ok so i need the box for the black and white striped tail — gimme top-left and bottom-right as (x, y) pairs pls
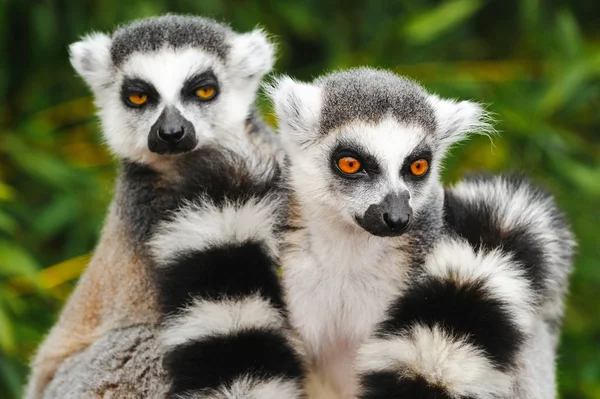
(357, 238), (533, 398)
(444, 174), (575, 333)
(149, 162), (305, 398)
(357, 175), (574, 398)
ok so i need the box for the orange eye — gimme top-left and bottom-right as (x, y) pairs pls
(337, 157), (362, 174)
(128, 93), (148, 106)
(196, 86), (216, 100)
(410, 159), (429, 176)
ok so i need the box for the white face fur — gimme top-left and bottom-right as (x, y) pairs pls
(270, 71), (491, 238)
(69, 28), (274, 165)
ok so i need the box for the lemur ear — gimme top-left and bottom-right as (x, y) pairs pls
(267, 76), (323, 145)
(428, 95), (494, 149)
(69, 33), (113, 90)
(230, 28), (275, 81)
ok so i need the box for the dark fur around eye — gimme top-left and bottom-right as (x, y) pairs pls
(121, 77), (159, 108)
(330, 142), (380, 179)
(401, 146), (433, 180)
(182, 70), (220, 101)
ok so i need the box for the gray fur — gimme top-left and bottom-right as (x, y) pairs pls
(315, 68), (437, 135)
(111, 15), (232, 66)
(44, 325), (167, 399)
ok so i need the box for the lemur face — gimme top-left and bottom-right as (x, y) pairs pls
(69, 16), (274, 164)
(270, 68), (491, 237)
(320, 118), (437, 236)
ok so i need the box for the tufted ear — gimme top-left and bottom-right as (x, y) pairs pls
(229, 28), (275, 81)
(428, 94), (494, 150)
(267, 76), (323, 146)
(69, 33), (114, 90)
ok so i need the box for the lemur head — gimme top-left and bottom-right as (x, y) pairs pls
(270, 68), (492, 238)
(69, 15), (274, 164)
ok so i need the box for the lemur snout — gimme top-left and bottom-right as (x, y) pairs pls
(148, 106), (197, 155)
(157, 126), (185, 144)
(356, 191), (412, 237)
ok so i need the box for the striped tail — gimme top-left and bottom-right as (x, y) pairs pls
(443, 174), (575, 333)
(149, 167), (305, 398)
(357, 238), (534, 398)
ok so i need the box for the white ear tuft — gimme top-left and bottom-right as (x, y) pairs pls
(429, 95), (495, 148)
(266, 76), (322, 145)
(69, 33), (113, 89)
(230, 28), (275, 81)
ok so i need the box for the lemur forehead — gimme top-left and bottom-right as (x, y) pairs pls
(110, 15), (232, 67)
(315, 68), (437, 136)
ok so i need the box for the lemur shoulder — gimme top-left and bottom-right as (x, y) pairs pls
(27, 15), (296, 398)
(270, 68), (575, 398)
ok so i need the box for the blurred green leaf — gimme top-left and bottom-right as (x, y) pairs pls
(32, 196), (80, 237)
(0, 240), (40, 277)
(0, 356), (22, 398)
(0, 182), (15, 201)
(537, 63), (590, 117)
(0, 304), (16, 354)
(555, 9), (584, 59)
(0, 211), (18, 235)
(403, 0), (484, 44)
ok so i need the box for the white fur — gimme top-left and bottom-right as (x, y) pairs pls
(425, 238), (536, 332)
(282, 210), (412, 397)
(162, 295), (285, 349)
(511, 317), (558, 398)
(427, 94), (494, 150)
(230, 28), (275, 80)
(356, 324), (513, 398)
(69, 33), (113, 90)
(267, 76), (323, 144)
(177, 375), (303, 399)
(150, 195), (281, 265)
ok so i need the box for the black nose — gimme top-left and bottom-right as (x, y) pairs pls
(383, 211), (411, 231)
(148, 106), (197, 155)
(355, 191), (413, 237)
(157, 126), (185, 144)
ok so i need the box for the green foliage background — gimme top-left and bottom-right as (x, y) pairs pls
(0, 0), (598, 397)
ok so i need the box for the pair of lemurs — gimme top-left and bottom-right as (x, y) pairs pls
(27, 15), (574, 399)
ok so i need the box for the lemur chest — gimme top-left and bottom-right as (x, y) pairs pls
(283, 245), (409, 397)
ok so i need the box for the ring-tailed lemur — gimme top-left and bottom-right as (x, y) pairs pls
(269, 68), (574, 398)
(27, 15), (304, 398)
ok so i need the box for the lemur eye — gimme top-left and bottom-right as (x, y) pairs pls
(196, 85), (216, 100)
(337, 157), (362, 174)
(410, 159), (429, 176)
(127, 93), (148, 106)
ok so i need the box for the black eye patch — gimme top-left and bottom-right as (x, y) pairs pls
(120, 77), (159, 106)
(329, 141), (380, 178)
(181, 70), (219, 100)
(401, 145), (433, 179)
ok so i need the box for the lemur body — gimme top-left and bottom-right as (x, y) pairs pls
(27, 15), (303, 398)
(270, 68), (574, 398)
